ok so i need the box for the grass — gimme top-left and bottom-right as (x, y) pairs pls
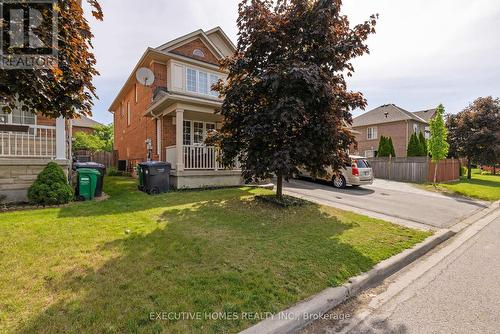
(0, 177), (430, 334)
(422, 169), (500, 201)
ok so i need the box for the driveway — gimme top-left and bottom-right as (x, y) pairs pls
(282, 178), (488, 229)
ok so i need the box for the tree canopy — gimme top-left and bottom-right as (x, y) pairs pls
(0, 0), (103, 119)
(377, 136), (395, 157)
(73, 124), (113, 153)
(447, 96), (500, 178)
(428, 104), (449, 183)
(211, 0), (377, 197)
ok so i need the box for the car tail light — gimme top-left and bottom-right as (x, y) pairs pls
(351, 161), (359, 177)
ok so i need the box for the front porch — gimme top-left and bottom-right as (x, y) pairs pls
(148, 96), (243, 189)
(0, 116), (70, 202)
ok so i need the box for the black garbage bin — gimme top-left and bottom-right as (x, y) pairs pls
(73, 162), (106, 197)
(137, 161), (171, 195)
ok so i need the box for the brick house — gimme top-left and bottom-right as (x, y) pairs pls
(71, 116), (104, 135)
(351, 104), (436, 158)
(109, 27), (242, 189)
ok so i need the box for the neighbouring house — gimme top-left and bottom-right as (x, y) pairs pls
(351, 104), (436, 158)
(71, 116), (104, 135)
(109, 27), (242, 189)
(0, 108), (70, 202)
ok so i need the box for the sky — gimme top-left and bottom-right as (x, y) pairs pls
(83, 0), (500, 125)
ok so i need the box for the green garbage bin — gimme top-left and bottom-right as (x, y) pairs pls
(76, 168), (101, 201)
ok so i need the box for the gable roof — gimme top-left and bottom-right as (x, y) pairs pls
(352, 104), (428, 127)
(109, 27), (235, 112)
(71, 116), (104, 128)
(413, 108), (437, 123)
(155, 27), (235, 60)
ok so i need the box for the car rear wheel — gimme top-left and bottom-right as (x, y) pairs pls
(332, 175), (347, 189)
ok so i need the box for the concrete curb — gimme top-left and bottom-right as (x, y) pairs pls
(450, 200), (500, 233)
(239, 229), (455, 334)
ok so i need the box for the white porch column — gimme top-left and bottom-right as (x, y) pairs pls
(175, 109), (184, 171)
(55, 116), (67, 160)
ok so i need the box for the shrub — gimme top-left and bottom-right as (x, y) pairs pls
(28, 162), (73, 206)
(418, 132), (428, 156)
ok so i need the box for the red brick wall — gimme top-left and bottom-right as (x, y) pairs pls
(353, 121), (410, 157)
(113, 62), (168, 167)
(160, 115), (176, 160)
(171, 39), (219, 65)
(37, 114), (56, 127)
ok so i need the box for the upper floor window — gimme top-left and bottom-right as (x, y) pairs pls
(0, 109), (36, 125)
(367, 127), (377, 140)
(413, 123), (419, 133)
(186, 67), (221, 97)
(193, 49), (205, 58)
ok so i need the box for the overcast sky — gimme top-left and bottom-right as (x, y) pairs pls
(84, 0), (500, 125)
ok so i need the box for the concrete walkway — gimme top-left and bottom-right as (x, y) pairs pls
(282, 178), (487, 229)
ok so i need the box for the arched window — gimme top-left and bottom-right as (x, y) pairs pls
(193, 49), (205, 58)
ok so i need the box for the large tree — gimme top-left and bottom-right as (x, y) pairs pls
(212, 0), (377, 198)
(428, 104), (449, 183)
(0, 0), (103, 119)
(447, 97), (500, 178)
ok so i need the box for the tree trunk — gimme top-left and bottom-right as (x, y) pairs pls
(493, 165), (497, 175)
(433, 161), (439, 184)
(276, 171), (283, 199)
(467, 158), (472, 180)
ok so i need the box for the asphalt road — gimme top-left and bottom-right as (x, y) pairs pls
(282, 178), (488, 229)
(349, 213), (500, 334)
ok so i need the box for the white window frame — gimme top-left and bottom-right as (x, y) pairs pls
(182, 120), (216, 146)
(367, 127), (378, 140)
(413, 123), (419, 133)
(185, 67), (221, 97)
(0, 108), (37, 135)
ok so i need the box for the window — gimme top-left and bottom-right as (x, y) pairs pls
(186, 67), (221, 97)
(183, 120), (191, 145)
(127, 102), (131, 126)
(425, 126), (430, 139)
(187, 68), (197, 93)
(193, 49), (205, 58)
(367, 127), (377, 140)
(209, 74), (219, 97)
(182, 121), (216, 145)
(206, 123), (215, 135)
(193, 122), (204, 144)
(413, 123), (419, 133)
(11, 109), (35, 125)
(198, 72), (208, 95)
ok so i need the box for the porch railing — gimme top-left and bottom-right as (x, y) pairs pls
(0, 125), (56, 158)
(166, 145), (241, 171)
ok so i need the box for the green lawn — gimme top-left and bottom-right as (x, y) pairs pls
(0, 177), (430, 334)
(425, 170), (500, 201)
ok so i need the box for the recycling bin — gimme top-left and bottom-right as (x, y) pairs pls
(76, 168), (101, 201)
(137, 161), (171, 195)
(74, 162), (106, 197)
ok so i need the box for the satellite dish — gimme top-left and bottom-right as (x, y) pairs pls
(135, 67), (155, 87)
